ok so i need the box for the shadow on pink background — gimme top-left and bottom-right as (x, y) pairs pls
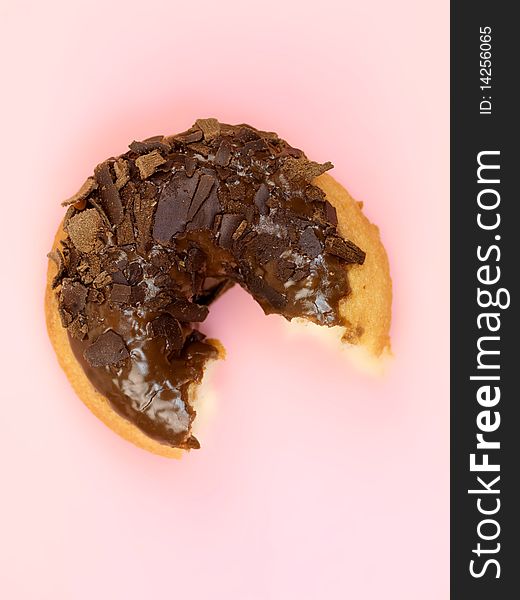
(0, 1), (449, 598)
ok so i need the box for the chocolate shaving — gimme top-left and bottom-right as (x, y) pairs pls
(110, 270), (127, 284)
(228, 180), (246, 201)
(184, 155), (197, 177)
(116, 189), (135, 247)
(65, 209), (103, 253)
(62, 177), (97, 207)
(165, 298), (209, 322)
(245, 233), (285, 264)
(232, 220), (248, 241)
(185, 436), (201, 449)
(110, 283), (131, 304)
(237, 126), (260, 142)
(48, 249), (66, 288)
(77, 255), (102, 285)
(114, 159), (130, 190)
(144, 134), (170, 144)
(245, 271), (287, 310)
(61, 242), (80, 278)
(58, 307), (73, 328)
(195, 118), (221, 141)
(218, 214), (243, 249)
(68, 317), (88, 340)
(116, 211), (135, 246)
(212, 213), (222, 234)
(135, 150), (167, 180)
(276, 259), (296, 282)
(253, 183), (269, 215)
(186, 246), (207, 294)
(280, 157), (333, 183)
(185, 247), (206, 273)
(88, 197), (112, 230)
(299, 227), (322, 258)
(92, 271), (112, 289)
(133, 181), (156, 251)
(154, 273), (172, 288)
(187, 142), (211, 157)
(170, 129), (203, 144)
(291, 266), (310, 282)
(188, 174), (216, 220)
(235, 230), (256, 253)
(103, 248), (128, 272)
(129, 139), (170, 155)
(94, 162), (124, 226)
(214, 139), (232, 166)
(153, 172), (200, 242)
(325, 201), (338, 225)
(187, 185), (221, 231)
(150, 248), (171, 272)
(279, 146), (304, 159)
(84, 330), (129, 367)
(131, 283), (146, 305)
(148, 314), (184, 355)
(241, 139), (269, 156)
(305, 184), (326, 203)
(325, 236), (365, 264)
(125, 262), (143, 286)
(63, 206), (77, 229)
(60, 279), (87, 316)
(87, 288), (105, 303)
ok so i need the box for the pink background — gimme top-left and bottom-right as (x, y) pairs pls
(1, 1), (449, 598)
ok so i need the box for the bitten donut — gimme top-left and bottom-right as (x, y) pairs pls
(46, 119), (392, 457)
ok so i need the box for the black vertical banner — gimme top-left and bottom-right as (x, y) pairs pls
(451, 3), (519, 598)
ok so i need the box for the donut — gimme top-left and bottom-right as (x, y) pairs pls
(46, 119), (392, 457)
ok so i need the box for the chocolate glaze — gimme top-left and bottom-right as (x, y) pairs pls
(51, 120), (365, 449)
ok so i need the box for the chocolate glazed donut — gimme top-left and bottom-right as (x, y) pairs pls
(46, 119), (392, 456)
